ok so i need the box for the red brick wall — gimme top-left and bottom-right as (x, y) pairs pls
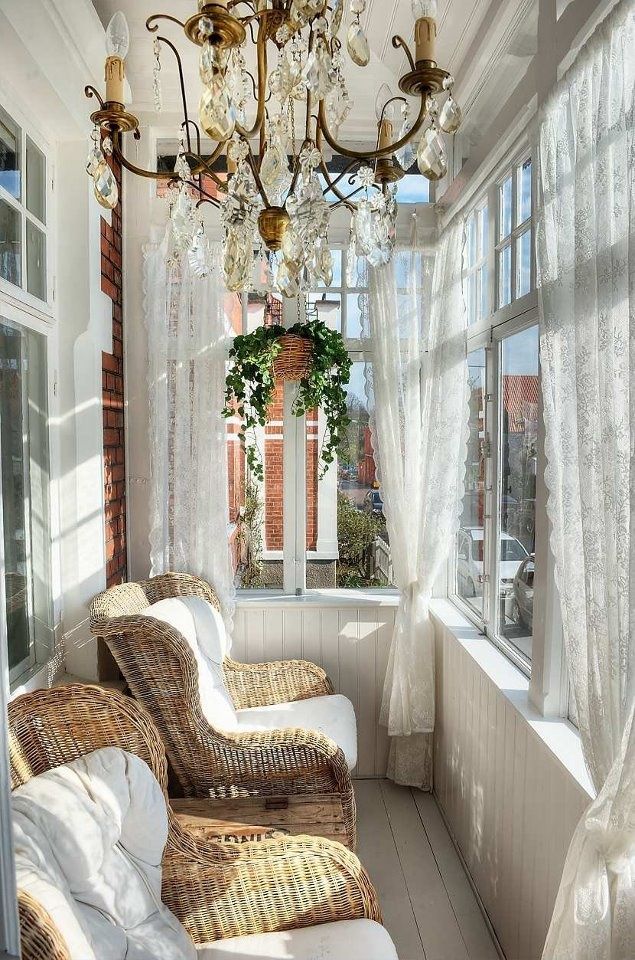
(100, 159), (127, 587)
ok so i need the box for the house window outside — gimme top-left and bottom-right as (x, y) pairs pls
(0, 105), (48, 305)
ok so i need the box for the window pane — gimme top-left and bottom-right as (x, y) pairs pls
(345, 292), (368, 339)
(498, 243), (511, 307)
(465, 213), (477, 269)
(478, 205), (488, 258)
(334, 360), (393, 587)
(26, 221), (46, 301)
(478, 264), (489, 321)
(465, 272), (477, 327)
(515, 228), (531, 298)
(456, 348), (486, 616)
(497, 325), (539, 660)
(516, 158), (531, 225)
(26, 137), (46, 224)
(0, 106), (20, 199)
(307, 291), (341, 332)
(0, 319), (52, 675)
(499, 175), (512, 240)
(395, 174), (429, 204)
(0, 198), (21, 288)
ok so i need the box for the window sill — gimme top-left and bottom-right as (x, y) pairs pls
(236, 588), (401, 608)
(430, 598), (594, 800)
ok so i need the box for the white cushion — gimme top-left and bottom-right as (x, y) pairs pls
(237, 694), (357, 771)
(147, 596), (238, 731)
(12, 747), (195, 960)
(197, 919), (398, 959)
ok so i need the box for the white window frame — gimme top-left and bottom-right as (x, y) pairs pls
(449, 140), (570, 719)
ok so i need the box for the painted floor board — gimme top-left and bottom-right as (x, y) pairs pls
(356, 780), (500, 960)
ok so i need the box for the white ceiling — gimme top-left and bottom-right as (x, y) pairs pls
(92, 0), (533, 148)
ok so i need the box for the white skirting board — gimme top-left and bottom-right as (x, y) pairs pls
(232, 601), (396, 777)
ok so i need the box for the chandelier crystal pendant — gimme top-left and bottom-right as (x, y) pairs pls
(85, 0), (461, 296)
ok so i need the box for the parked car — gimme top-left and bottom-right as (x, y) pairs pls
(363, 489), (384, 517)
(456, 527), (529, 599)
(513, 554), (535, 631)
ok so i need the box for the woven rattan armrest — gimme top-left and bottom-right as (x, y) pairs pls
(223, 657), (334, 708)
(18, 890), (71, 960)
(164, 816), (381, 944)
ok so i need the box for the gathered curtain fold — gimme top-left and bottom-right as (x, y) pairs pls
(143, 232), (236, 629)
(536, 1), (635, 956)
(365, 221), (469, 787)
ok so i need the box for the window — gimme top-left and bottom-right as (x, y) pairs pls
(496, 157), (532, 309)
(0, 105), (48, 304)
(0, 317), (53, 682)
(452, 147), (542, 675)
(463, 203), (489, 326)
(228, 249), (393, 592)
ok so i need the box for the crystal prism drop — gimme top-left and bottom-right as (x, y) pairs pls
(346, 23), (370, 67)
(395, 119), (416, 170)
(199, 83), (236, 141)
(93, 160), (118, 209)
(417, 126), (447, 181)
(276, 258), (300, 298)
(331, 0), (344, 36)
(86, 145), (103, 177)
(438, 94), (462, 134)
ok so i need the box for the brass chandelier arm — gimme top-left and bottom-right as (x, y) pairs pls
(317, 92), (429, 161)
(392, 35), (416, 72)
(155, 35), (194, 151)
(235, 24), (268, 142)
(111, 133), (173, 181)
(85, 85), (105, 109)
(146, 13), (186, 33)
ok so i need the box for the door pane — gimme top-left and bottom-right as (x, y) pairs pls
(26, 137), (46, 224)
(497, 325), (539, 660)
(0, 106), (20, 199)
(26, 221), (46, 301)
(0, 319), (52, 675)
(456, 348), (486, 616)
(0, 199), (21, 288)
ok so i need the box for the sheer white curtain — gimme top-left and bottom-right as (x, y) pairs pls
(366, 219), (468, 787)
(536, 2), (635, 956)
(143, 232), (236, 627)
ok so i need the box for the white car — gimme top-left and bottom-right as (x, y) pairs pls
(457, 527), (529, 599)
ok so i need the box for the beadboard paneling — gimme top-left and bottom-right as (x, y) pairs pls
(233, 601), (395, 777)
(433, 617), (590, 960)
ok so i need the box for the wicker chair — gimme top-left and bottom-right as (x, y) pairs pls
(9, 683), (382, 958)
(89, 572), (357, 847)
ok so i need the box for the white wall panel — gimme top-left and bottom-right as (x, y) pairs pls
(433, 616), (590, 960)
(233, 598), (396, 777)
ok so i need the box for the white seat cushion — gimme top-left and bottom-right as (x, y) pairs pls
(146, 596), (238, 731)
(197, 919), (397, 959)
(13, 747), (195, 960)
(237, 694), (357, 771)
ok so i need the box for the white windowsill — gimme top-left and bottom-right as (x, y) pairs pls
(430, 599), (595, 800)
(236, 588), (401, 608)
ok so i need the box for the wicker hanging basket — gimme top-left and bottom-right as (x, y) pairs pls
(273, 332), (313, 381)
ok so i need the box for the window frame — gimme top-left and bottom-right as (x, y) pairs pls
(0, 100), (52, 314)
(449, 141), (570, 719)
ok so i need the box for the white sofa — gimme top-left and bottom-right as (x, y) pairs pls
(146, 595), (358, 770)
(13, 746), (398, 959)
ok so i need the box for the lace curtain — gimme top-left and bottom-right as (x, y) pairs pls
(365, 220), (469, 788)
(536, 2), (635, 956)
(143, 232), (236, 628)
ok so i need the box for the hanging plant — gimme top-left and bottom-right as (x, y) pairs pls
(223, 315), (352, 481)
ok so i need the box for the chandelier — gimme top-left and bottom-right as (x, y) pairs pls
(85, 0), (462, 296)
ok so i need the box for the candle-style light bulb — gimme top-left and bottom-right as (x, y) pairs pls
(412, 0), (437, 63)
(106, 11), (130, 58)
(104, 11), (130, 104)
(412, 0), (437, 18)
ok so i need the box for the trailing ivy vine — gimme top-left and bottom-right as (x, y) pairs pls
(223, 315), (352, 481)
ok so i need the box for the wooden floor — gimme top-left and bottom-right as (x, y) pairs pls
(356, 780), (500, 960)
